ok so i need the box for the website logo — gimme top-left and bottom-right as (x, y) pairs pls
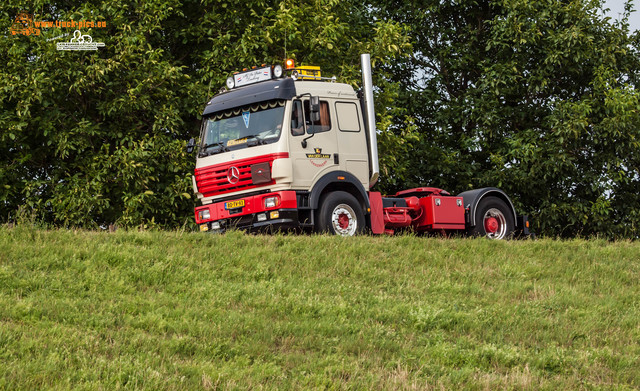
(10, 13), (40, 36)
(57, 30), (105, 51)
(10, 12), (107, 51)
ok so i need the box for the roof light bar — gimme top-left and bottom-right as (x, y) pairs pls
(223, 61), (293, 90)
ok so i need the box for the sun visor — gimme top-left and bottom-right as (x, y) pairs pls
(203, 78), (296, 116)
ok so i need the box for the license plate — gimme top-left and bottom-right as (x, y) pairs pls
(199, 224), (209, 232)
(225, 199), (245, 210)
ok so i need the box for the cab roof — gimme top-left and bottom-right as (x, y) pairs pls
(202, 78), (358, 116)
(203, 78), (296, 116)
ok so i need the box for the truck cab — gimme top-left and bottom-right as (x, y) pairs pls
(193, 64), (372, 234)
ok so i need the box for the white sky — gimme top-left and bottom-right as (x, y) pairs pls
(602, 0), (639, 31)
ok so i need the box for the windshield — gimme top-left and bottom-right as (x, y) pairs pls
(199, 100), (286, 157)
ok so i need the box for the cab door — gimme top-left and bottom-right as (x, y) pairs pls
(334, 101), (369, 188)
(288, 98), (338, 189)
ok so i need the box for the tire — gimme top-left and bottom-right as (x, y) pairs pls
(316, 191), (365, 236)
(469, 196), (514, 240)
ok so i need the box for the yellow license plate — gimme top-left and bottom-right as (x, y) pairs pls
(225, 199), (245, 210)
(199, 224), (209, 232)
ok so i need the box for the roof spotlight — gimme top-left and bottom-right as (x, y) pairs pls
(273, 64), (283, 78)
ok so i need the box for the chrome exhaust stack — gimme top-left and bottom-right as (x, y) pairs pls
(361, 53), (379, 189)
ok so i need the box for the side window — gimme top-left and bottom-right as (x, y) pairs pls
(291, 100), (304, 136)
(335, 102), (361, 132)
(303, 100), (331, 133)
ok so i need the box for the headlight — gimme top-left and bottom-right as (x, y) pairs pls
(198, 209), (211, 221)
(273, 64), (283, 78)
(226, 77), (234, 89)
(264, 196), (280, 208)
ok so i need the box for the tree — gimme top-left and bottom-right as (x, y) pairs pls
(376, 0), (640, 238)
(0, 0), (408, 228)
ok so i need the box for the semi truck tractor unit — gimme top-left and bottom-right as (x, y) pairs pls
(191, 54), (531, 238)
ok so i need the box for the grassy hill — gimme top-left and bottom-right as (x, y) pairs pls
(0, 227), (638, 390)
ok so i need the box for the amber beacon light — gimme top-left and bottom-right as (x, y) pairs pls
(285, 59), (295, 69)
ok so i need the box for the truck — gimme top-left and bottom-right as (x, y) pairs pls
(189, 54), (531, 239)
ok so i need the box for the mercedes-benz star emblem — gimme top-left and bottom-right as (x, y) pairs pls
(227, 166), (240, 184)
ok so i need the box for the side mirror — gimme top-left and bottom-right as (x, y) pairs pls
(301, 96), (320, 148)
(310, 96), (320, 123)
(186, 138), (196, 153)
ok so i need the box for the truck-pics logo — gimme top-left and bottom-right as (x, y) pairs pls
(10, 13), (40, 36)
(10, 12), (107, 51)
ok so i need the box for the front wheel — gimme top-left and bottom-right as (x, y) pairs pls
(317, 191), (365, 236)
(468, 196), (514, 240)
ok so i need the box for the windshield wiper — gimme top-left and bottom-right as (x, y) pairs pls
(202, 141), (227, 150)
(200, 142), (228, 157)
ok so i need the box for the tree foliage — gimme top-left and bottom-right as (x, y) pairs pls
(0, 0), (407, 228)
(376, 0), (640, 238)
(1, 0), (639, 237)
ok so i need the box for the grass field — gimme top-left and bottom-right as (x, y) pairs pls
(0, 227), (639, 390)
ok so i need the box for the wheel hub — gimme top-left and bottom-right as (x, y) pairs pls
(482, 208), (507, 239)
(484, 217), (499, 233)
(338, 213), (350, 230)
(331, 204), (357, 236)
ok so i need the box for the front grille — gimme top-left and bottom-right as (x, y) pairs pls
(195, 153), (287, 198)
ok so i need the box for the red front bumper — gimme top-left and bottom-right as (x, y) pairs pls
(194, 191), (298, 231)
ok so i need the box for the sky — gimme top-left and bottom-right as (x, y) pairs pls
(602, 0), (639, 31)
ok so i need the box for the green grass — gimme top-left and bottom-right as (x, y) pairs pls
(0, 227), (639, 390)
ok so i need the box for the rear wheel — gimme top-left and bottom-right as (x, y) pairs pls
(317, 191), (365, 236)
(469, 196), (514, 240)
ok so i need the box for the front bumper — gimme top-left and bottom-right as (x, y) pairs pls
(194, 191), (299, 233)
